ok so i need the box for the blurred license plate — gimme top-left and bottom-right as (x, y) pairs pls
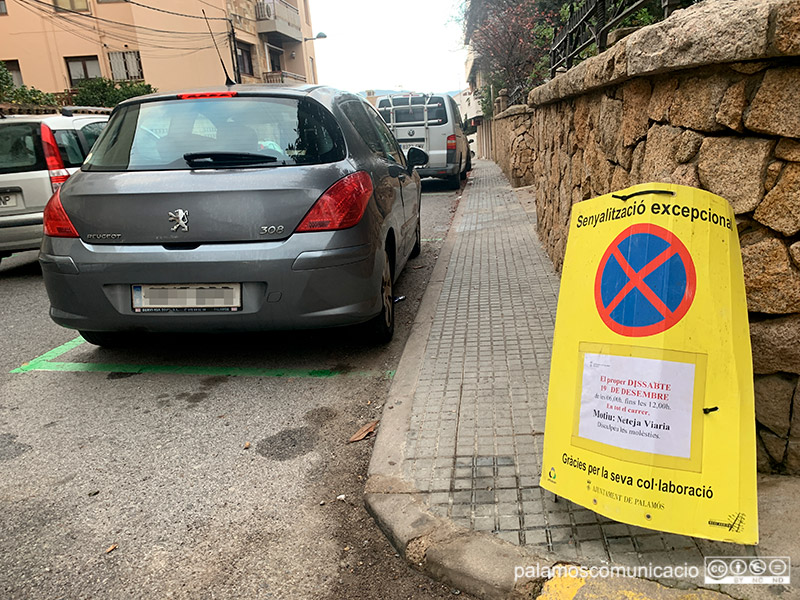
(132, 283), (241, 312)
(401, 143), (424, 151)
(0, 191), (20, 208)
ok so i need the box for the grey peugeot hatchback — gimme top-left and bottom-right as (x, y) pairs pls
(39, 85), (428, 346)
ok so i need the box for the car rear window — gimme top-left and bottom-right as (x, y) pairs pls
(377, 96), (448, 126)
(84, 95), (346, 171)
(0, 123), (45, 175)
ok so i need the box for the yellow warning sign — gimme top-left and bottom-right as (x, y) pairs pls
(539, 183), (757, 544)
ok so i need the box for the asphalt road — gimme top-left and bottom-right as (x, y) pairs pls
(0, 177), (472, 600)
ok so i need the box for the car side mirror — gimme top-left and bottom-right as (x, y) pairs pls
(406, 146), (428, 172)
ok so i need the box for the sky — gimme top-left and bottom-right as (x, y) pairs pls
(309, 0), (468, 95)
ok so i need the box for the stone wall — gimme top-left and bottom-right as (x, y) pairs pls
(492, 0), (800, 474)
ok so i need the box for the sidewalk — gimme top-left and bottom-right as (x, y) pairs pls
(366, 160), (800, 600)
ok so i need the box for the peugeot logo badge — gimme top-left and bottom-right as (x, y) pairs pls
(408, 129), (415, 137)
(169, 209), (189, 232)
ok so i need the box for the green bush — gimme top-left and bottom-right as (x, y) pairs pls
(0, 61), (56, 106)
(72, 77), (156, 108)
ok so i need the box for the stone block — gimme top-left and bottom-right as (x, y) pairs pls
(751, 315), (800, 375)
(759, 429), (788, 463)
(648, 77), (678, 123)
(597, 95), (623, 158)
(716, 80), (747, 132)
(670, 74), (729, 132)
(791, 241), (800, 268)
(620, 78), (651, 147)
(675, 129), (704, 164)
(754, 373), (798, 437)
(625, 0), (772, 77)
(697, 137), (773, 213)
(771, 0), (800, 55)
(754, 163), (800, 236)
(740, 233), (800, 313)
(670, 164), (700, 188)
(785, 440), (800, 475)
(756, 434), (773, 473)
(745, 67), (800, 138)
(640, 124), (684, 182)
(765, 161), (785, 191)
(775, 138), (800, 162)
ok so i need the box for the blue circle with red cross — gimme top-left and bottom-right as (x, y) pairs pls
(594, 223), (696, 337)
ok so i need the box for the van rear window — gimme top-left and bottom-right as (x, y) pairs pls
(84, 96), (346, 171)
(0, 123), (45, 175)
(378, 96), (448, 126)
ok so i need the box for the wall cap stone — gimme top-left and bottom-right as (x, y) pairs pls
(494, 104), (534, 120)
(528, 0), (800, 108)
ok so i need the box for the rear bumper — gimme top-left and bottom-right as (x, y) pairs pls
(416, 163), (459, 178)
(40, 235), (384, 333)
(0, 213), (44, 254)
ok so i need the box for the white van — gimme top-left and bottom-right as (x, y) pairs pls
(377, 93), (470, 189)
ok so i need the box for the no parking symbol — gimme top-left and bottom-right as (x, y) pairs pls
(594, 223), (696, 337)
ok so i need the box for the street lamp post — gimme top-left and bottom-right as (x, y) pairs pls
(302, 33), (326, 83)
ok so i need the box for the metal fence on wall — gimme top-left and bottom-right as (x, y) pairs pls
(550, 0), (685, 77)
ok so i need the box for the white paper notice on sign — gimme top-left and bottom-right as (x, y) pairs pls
(578, 353), (696, 458)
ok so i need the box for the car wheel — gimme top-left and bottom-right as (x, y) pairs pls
(410, 213), (421, 259)
(465, 152), (472, 173)
(366, 249), (394, 344)
(79, 330), (126, 348)
(448, 159), (462, 190)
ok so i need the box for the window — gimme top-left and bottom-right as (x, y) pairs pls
(54, 0), (89, 11)
(2, 59), (22, 87)
(65, 55), (101, 86)
(236, 41), (253, 76)
(80, 121), (107, 149)
(109, 51), (142, 81)
(64, 56), (102, 87)
(84, 96), (346, 171)
(341, 100), (402, 164)
(0, 1), (7, 15)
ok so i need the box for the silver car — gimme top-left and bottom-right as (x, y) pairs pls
(40, 85), (428, 346)
(0, 109), (108, 265)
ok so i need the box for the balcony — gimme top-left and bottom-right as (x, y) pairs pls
(262, 70), (307, 84)
(256, 0), (302, 43)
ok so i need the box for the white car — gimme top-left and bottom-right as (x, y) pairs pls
(0, 108), (109, 265)
(376, 93), (470, 189)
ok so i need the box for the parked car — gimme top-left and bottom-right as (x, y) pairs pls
(39, 85), (428, 346)
(0, 108), (109, 265)
(376, 92), (470, 189)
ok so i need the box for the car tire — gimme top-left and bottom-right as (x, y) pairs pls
(410, 213), (421, 259)
(366, 249), (394, 344)
(448, 159), (462, 190)
(79, 330), (126, 348)
(465, 152), (472, 173)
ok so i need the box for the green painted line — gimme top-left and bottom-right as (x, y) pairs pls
(421, 238), (444, 242)
(12, 335), (395, 379)
(10, 336), (86, 373)
(20, 361), (395, 379)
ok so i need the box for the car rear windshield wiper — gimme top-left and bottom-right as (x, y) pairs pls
(183, 152), (280, 168)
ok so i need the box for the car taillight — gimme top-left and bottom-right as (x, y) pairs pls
(296, 171), (373, 232)
(447, 135), (457, 151)
(43, 188), (79, 238)
(40, 124), (70, 193)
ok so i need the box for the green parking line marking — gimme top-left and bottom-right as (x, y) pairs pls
(422, 238), (444, 242)
(11, 336), (395, 380)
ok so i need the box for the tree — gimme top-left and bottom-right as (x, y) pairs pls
(465, 0), (558, 106)
(72, 77), (156, 108)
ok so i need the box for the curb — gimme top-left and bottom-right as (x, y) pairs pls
(364, 172), (735, 600)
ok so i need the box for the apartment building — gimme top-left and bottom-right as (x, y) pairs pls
(0, 0), (321, 95)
